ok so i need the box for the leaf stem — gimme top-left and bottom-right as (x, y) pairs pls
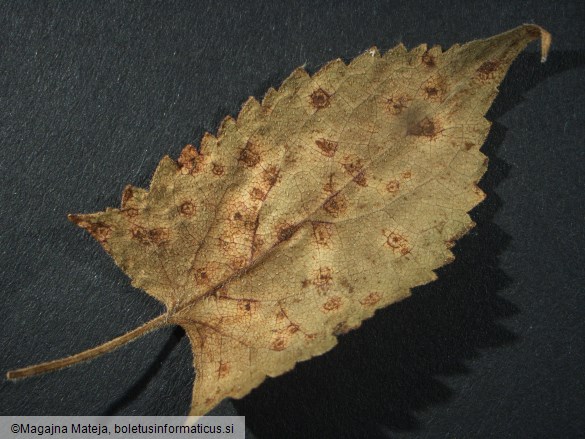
(6, 314), (169, 380)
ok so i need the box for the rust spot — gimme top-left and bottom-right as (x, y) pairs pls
(422, 76), (446, 102)
(386, 179), (400, 193)
(360, 292), (382, 306)
(122, 207), (139, 218)
(276, 223), (299, 242)
(323, 296), (342, 312)
(315, 138), (338, 157)
(131, 226), (169, 246)
(179, 201), (196, 216)
(401, 170), (412, 179)
(212, 162), (225, 176)
(422, 50), (436, 67)
(384, 230), (410, 255)
(236, 299), (258, 315)
(250, 187), (267, 201)
(385, 95), (410, 115)
(310, 88), (331, 109)
(407, 117), (440, 138)
(121, 185), (133, 208)
(218, 362), (230, 378)
(192, 261), (222, 286)
(178, 144), (204, 174)
(464, 142), (475, 151)
(323, 174), (336, 194)
(271, 336), (287, 351)
(81, 221), (111, 243)
(262, 166), (280, 187)
(340, 278), (355, 294)
(251, 234), (265, 258)
(230, 256), (247, 270)
(312, 221), (334, 246)
(323, 193), (348, 218)
(238, 141), (261, 168)
(287, 323), (300, 334)
(333, 321), (354, 335)
(353, 171), (368, 187)
(476, 60), (500, 81)
(313, 266), (333, 293)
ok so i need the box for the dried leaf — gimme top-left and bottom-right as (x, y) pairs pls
(7, 25), (551, 416)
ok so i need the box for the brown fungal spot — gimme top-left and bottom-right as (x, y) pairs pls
(340, 278), (355, 294)
(88, 222), (111, 243)
(122, 207), (139, 218)
(384, 230), (410, 255)
(422, 76), (446, 102)
(262, 166), (280, 187)
(385, 95), (410, 115)
(238, 141), (261, 168)
(237, 299), (258, 316)
(301, 279), (311, 288)
(422, 50), (436, 67)
(121, 185), (134, 207)
(310, 88), (331, 109)
(218, 362), (230, 378)
(230, 256), (247, 270)
(464, 142), (475, 151)
(271, 336), (287, 351)
(323, 174), (336, 194)
(233, 212), (243, 221)
(178, 144), (205, 174)
(353, 171), (368, 187)
(322, 296), (342, 312)
(333, 321), (354, 335)
(323, 193), (348, 218)
(315, 138), (338, 157)
(212, 162), (225, 176)
(312, 221), (334, 246)
(193, 262), (222, 286)
(386, 179), (400, 193)
(286, 323), (300, 334)
(476, 60), (500, 81)
(313, 266), (333, 293)
(360, 292), (382, 306)
(276, 223), (299, 242)
(130, 226), (169, 246)
(251, 234), (265, 258)
(250, 187), (267, 201)
(407, 117), (440, 138)
(179, 201), (196, 216)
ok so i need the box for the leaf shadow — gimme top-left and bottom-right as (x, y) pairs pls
(102, 326), (185, 415)
(232, 49), (585, 439)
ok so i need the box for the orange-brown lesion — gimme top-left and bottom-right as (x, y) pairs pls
(359, 292), (382, 306)
(311, 221), (334, 247)
(310, 87), (331, 109)
(178, 144), (205, 175)
(383, 229), (411, 256)
(315, 138), (338, 157)
(322, 296), (342, 312)
(238, 141), (261, 168)
(384, 95), (411, 115)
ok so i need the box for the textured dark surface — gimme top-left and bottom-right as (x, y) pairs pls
(1, 1), (584, 438)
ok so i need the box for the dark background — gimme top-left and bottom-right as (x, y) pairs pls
(1, 1), (584, 438)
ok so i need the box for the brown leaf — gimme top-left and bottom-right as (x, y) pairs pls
(7, 25), (551, 416)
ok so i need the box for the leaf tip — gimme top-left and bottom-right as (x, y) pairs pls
(524, 24), (552, 62)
